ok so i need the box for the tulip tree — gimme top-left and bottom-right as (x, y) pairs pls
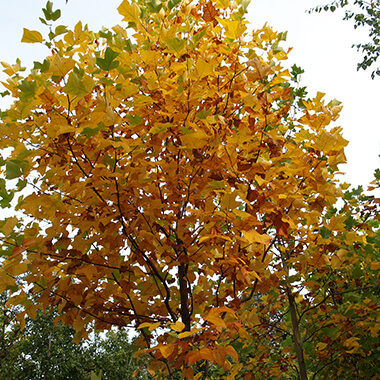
(0, 0), (379, 379)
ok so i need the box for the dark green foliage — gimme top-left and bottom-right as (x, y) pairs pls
(0, 295), (149, 380)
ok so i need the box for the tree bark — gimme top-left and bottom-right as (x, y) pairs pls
(280, 249), (308, 380)
(287, 290), (308, 380)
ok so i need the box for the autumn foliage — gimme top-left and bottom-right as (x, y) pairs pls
(0, 0), (379, 379)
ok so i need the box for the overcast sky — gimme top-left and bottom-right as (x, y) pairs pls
(0, 0), (379, 190)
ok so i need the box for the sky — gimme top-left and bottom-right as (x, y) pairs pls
(0, 0), (379, 191)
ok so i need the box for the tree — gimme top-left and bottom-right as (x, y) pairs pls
(1, 0), (379, 379)
(231, 182), (380, 379)
(0, 292), (149, 379)
(91, 328), (150, 379)
(2, 308), (91, 379)
(0, 291), (23, 379)
(310, 0), (380, 78)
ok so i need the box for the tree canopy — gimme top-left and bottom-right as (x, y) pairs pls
(0, 0), (379, 379)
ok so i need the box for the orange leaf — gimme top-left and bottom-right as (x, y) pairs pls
(9, 246), (25, 259)
(187, 348), (215, 365)
(158, 343), (176, 359)
(203, 306), (236, 328)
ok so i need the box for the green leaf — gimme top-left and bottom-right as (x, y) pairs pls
(0, 179), (14, 208)
(90, 370), (102, 380)
(55, 25), (68, 36)
(164, 38), (185, 55)
(196, 107), (211, 120)
(16, 179), (27, 191)
(125, 39), (136, 53)
(193, 28), (207, 44)
(147, 0), (162, 13)
(21, 28), (43, 43)
(102, 155), (116, 169)
(126, 114), (142, 126)
(5, 160), (29, 179)
(96, 47), (120, 71)
(290, 64), (304, 78)
(81, 124), (105, 137)
(51, 9), (61, 21)
(18, 80), (37, 102)
(278, 31), (288, 41)
(320, 226), (331, 240)
(344, 215), (355, 230)
(42, 1), (55, 20)
(33, 59), (50, 73)
(63, 72), (94, 98)
(168, 0), (181, 10)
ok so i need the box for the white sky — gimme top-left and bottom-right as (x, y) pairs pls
(0, 0), (379, 190)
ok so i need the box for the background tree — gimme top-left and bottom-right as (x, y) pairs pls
(311, 0), (380, 78)
(0, 0), (379, 379)
(0, 293), (149, 380)
(230, 181), (380, 380)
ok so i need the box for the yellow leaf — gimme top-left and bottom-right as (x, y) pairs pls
(223, 345), (238, 362)
(74, 21), (85, 42)
(216, 0), (230, 9)
(344, 337), (360, 354)
(195, 58), (214, 79)
(178, 326), (205, 339)
(255, 175), (266, 186)
(118, 0), (141, 23)
(169, 320), (185, 332)
(232, 209), (252, 219)
(370, 262), (380, 270)
(314, 129), (348, 153)
(243, 230), (272, 245)
(204, 315), (226, 328)
(331, 255), (342, 269)
(216, 18), (247, 40)
(281, 214), (297, 230)
(112, 24), (128, 38)
(137, 321), (160, 331)
(369, 324), (380, 337)
(345, 231), (366, 245)
(1, 217), (18, 236)
(249, 270), (261, 282)
(180, 131), (209, 149)
(50, 54), (75, 77)
(198, 234), (232, 244)
(238, 327), (252, 342)
(21, 28), (43, 43)
(1, 61), (21, 76)
(316, 342), (327, 351)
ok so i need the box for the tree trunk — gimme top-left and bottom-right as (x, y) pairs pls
(280, 249), (308, 380)
(287, 290), (308, 380)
